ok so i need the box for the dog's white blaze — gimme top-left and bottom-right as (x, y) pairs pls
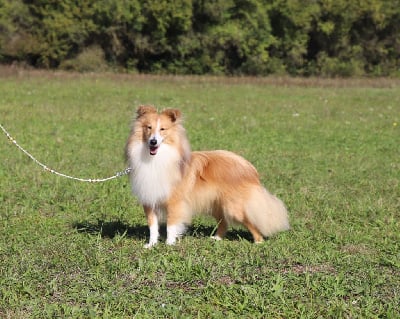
(149, 119), (163, 146)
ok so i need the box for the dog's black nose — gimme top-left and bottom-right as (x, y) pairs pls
(150, 138), (157, 146)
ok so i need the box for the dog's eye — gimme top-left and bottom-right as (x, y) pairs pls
(147, 125), (152, 130)
(160, 127), (166, 131)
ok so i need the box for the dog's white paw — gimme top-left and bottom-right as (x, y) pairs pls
(210, 235), (222, 241)
(166, 224), (185, 246)
(144, 241), (158, 249)
(166, 237), (177, 245)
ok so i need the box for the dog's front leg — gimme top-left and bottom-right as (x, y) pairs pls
(166, 201), (187, 245)
(166, 224), (186, 245)
(143, 205), (159, 248)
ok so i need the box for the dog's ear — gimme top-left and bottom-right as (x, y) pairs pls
(162, 108), (182, 123)
(136, 105), (157, 118)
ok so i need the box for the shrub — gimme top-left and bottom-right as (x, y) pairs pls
(59, 46), (109, 72)
(0, 0), (399, 76)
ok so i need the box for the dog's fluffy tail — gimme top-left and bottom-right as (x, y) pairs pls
(245, 186), (290, 237)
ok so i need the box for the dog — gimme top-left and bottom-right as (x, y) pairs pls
(125, 105), (289, 247)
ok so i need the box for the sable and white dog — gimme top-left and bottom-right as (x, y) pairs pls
(126, 106), (289, 247)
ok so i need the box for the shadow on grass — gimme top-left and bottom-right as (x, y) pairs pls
(73, 220), (148, 241)
(73, 220), (253, 242)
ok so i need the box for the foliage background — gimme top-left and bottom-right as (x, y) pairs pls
(0, 0), (399, 76)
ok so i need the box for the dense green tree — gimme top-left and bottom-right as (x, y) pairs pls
(0, 0), (398, 76)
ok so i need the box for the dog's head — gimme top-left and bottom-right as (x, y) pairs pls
(135, 105), (182, 156)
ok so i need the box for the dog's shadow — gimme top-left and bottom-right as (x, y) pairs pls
(73, 220), (253, 242)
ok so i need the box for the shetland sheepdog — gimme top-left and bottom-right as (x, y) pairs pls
(126, 105), (289, 247)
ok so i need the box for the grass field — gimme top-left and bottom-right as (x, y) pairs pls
(0, 68), (399, 318)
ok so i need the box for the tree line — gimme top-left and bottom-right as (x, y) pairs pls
(0, 0), (399, 76)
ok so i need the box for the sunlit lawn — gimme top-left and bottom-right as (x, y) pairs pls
(0, 68), (399, 318)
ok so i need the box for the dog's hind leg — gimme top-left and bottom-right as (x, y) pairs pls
(211, 207), (228, 240)
(242, 216), (264, 243)
(223, 201), (264, 243)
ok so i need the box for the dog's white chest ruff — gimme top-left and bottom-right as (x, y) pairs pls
(128, 143), (182, 206)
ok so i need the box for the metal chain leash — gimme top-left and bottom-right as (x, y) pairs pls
(0, 123), (131, 183)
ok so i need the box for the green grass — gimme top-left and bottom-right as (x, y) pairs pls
(1, 69), (399, 318)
